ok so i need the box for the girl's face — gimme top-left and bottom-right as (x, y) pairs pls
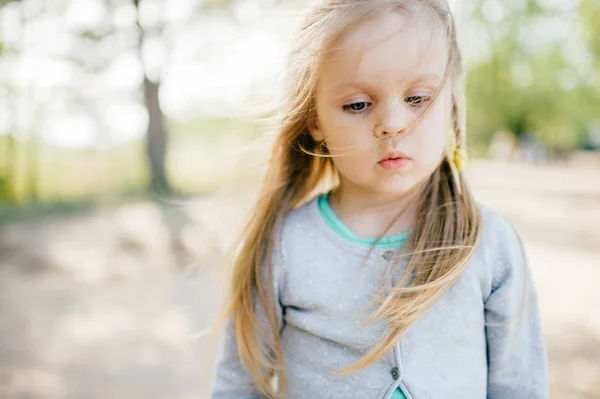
(309, 10), (453, 198)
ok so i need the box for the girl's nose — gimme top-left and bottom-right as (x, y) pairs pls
(373, 98), (412, 139)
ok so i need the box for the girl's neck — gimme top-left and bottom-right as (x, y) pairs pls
(328, 181), (420, 239)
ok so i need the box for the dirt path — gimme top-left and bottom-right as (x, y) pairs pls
(0, 160), (598, 398)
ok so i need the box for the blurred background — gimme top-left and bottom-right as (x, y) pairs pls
(0, 0), (598, 398)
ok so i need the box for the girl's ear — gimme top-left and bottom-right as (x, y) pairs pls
(307, 116), (325, 142)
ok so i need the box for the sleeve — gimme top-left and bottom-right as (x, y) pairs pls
(210, 236), (285, 399)
(484, 222), (549, 398)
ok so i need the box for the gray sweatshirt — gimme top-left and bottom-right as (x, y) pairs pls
(211, 198), (549, 398)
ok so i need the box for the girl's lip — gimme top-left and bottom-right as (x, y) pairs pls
(378, 157), (410, 170)
(378, 151), (411, 163)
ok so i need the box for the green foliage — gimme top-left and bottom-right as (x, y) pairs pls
(581, 0), (600, 59)
(0, 0), (19, 7)
(465, 0), (600, 154)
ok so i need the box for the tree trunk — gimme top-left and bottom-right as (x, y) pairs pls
(0, 133), (18, 203)
(27, 140), (38, 202)
(143, 76), (171, 194)
(134, 0), (171, 195)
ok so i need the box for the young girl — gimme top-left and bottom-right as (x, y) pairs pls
(211, 0), (548, 398)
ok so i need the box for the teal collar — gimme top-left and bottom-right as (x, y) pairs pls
(317, 192), (409, 250)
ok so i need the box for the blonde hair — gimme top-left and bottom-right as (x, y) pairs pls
(221, 0), (483, 397)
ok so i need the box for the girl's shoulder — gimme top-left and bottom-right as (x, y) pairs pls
(474, 203), (532, 296)
(278, 196), (321, 238)
(272, 196), (322, 258)
(476, 202), (525, 258)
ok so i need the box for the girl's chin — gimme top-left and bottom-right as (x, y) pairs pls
(336, 171), (422, 194)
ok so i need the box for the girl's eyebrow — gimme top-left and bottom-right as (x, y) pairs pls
(412, 72), (443, 85)
(328, 72), (442, 93)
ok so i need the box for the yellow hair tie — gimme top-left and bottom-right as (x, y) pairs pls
(453, 146), (468, 173)
(446, 129), (467, 196)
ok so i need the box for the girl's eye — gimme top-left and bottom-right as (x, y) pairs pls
(405, 95), (432, 107)
(342, 102), (371, 113)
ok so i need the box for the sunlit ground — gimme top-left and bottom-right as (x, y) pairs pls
(0, 160), (599, 398)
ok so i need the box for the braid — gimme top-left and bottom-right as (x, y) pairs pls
(448, 96), (467, 196)
(447, 18), (467, 180)
(452, 101), (461, 147)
